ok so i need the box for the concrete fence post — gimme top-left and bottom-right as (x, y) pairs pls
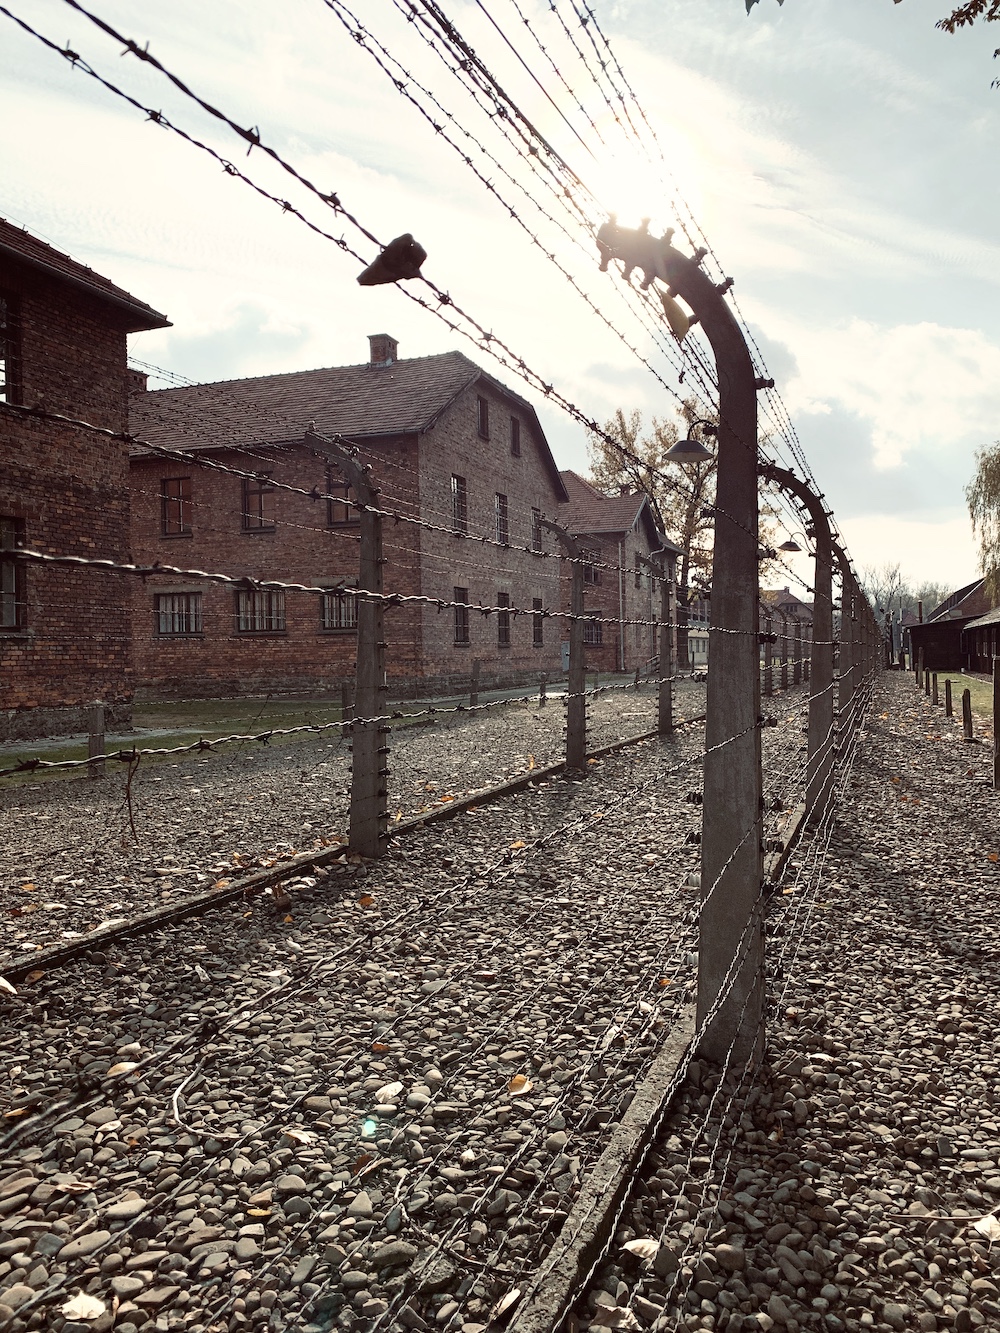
(924, 669), (931, 698)
(763, 608), (773, 698)
(963, 688), (974, 742)
(916, 647), (924, 684)
(932, 672), (939, 706)
(793, 618), (802, 687)
(308, 430), (387, 857)
(87, 702), (105, 780)
(945, 678), (953, 718)
(656, 555), (676, 735)
(538, 517), (586, 772)
(994, 659), (1000, 787)
(779, 610), (789, 691)
(340, 680), (354, 724)
(538, 672), (547, 708)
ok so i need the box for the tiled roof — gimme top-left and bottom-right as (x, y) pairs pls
(927, 578), (989, 623)
(132, 350), (568, 500)
(559, 470), (679, 550)
(761, 587), (813, 616)
(0, 217), (169, 332)
(964, 605), (1000, 631)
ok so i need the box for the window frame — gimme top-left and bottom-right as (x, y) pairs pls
(0, 292), (22, 406)
(531, 508), (543, 554)
(454, 586), (470, 646)
(583, 613), (603, 646)
(532, 596), (544, 648)
(154, 591), (203, 636)
(497, 591), (511, 648)
(0, 516), (26, 632)
(477, 396), (490, 439)
(321, 584), (359, 632)
(326, 467), (358, 526)
(510, 416), (521, 457)
(160, 476), (193, 537)
(241, 472), (276, 532)
(235, 588), (286, 633)
(582, 548), (602, 585)
(495, 492), (509, 545)
(451, 474), (468, 535)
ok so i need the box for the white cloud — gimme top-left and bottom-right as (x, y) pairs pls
(773, 318), (1000, 468)
(838, 510), (979, 590)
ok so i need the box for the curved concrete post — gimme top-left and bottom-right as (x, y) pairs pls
(759, 464), (835, 818)
(831, 540), (854, 728)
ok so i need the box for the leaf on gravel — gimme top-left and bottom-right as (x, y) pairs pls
(193, 965), (211, 983)
(0, 977), (16, 996)
(658, 977), (672, 987)
(527, 754), (535, 770)
(638, 1001), (654, 1014)
(371, 1042), (390, 1053)
(247, 1207), (271, 1217)
(509, 841), (526, 850)
(488, 1288), (521, 1321)
(282, 914), (294, 924)
(507, 1074), (533, 1095)
(358, 895), (374, 907)
(19, 883), (36, 892)
(352, 1152), (374, 1175)
(282, 1128), (315, 1145)
(106, 1062), (139, 1078)
(61, 1293), (105, 1320)
(375, 1081), (404, 1102)
(3, 1108), (28, 1118)
(56, 1179), (97, 1194)
(213, 879), (231, 890)
(621, 1239), (658, 1261)
(989, 854), (999, 863)
(973, 1213), (1000, 1242)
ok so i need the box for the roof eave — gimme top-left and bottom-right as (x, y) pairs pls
(0, 240), (171, 332)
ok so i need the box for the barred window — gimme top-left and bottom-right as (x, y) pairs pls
(242, 473), (275, 530)
(161, 477), (192, 535)
(236, 588), (285, 632)
(326, 468), (357, 525)
(532, 596), (544, 648)
(0, 517), (25, 630)
(583, 614), (603, 646)
(321, 585), (358, 631)
(477, 396), (490, 439)
(582, 548), (601, 585)
(0, 293), (21, 405)
(454, 586), (470, 645)
(495, 492), (509, 545)
(497, 591), (511, 648)
(451, 474), (468, 534)
(155, 592), (202, 636)
(531, 508), (543, 553)
(510, 417), (521, 457)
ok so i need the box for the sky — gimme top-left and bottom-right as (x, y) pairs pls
(2, 0), (999, 595)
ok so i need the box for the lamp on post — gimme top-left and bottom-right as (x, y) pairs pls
(665, 420), (716, 462)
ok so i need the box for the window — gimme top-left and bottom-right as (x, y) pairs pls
(477, 396), (490, 439)
(532, 597), (544, 648)
(582, 548), (601, 585)
(497, 591), (511, 648)
(531, 508), (543, 554)
(155, 592), (202, 636)
(0, 517), (25, 630)
(0, 293), (21, 405)
(236, 588), (285, 632)
(510, 417), (521, 457)
(454, 586), (470, 645)
(583, 614), (603, 646)
(451, 475), (468, 534)
(242, 473), (276, 531)
(634, 553), (642, 590)
(321, 585), (358, 631)
(326, 468), (357, 525)
(495, 493), (509, 545)
(160, 477), (192, 536)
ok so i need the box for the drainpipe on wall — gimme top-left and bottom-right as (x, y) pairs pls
(618, 540), (626, 673)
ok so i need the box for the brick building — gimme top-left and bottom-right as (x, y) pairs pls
(0, 218), (168, 740)
(557, 470), (679, 674)
(128, 336), (569, 698)
(761, 586), (814, 670)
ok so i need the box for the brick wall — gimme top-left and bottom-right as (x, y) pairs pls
(0, 261), (134, 738)
(130, 435), (423, 698)
(560, 526), (663, 674)
(415, 381), (564, 691)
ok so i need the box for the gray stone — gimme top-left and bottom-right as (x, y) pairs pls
(58, 1229), (111, 1260)
(275, 1174), (308, 1196)
(346, 1190), (373, 1218)
(112, 1276), (146, 1298)
(371, 1240), (418, 1269)
(715, 1244), (746, 1273)
(106, 1196), (146, 1221)
(2, 1284), (33, 1310)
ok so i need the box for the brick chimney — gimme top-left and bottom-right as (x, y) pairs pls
(126, 368), (148, 395)
(368, 333), (398, 368)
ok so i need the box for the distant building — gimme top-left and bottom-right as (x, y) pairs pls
(908, 579), (992, 672)
(760, 586), (814, 669)
(0, 217), (168, 740)
(558, 471), (680, 674)
(128, 336), (569, 698)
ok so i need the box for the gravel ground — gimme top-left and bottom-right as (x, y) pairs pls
(574, 671), (1000, 1333)
(0, 685), (800, 1333)
(0, 682), (706, 965)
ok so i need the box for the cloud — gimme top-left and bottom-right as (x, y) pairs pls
(776, 318), (1000, 469)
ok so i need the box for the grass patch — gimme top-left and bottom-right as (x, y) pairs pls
(937, 674), (994, 723)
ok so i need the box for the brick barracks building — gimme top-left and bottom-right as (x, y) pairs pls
(0, 218), (168, 741)
(128, 335), (570, 699)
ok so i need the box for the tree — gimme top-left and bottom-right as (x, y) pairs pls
(587, 408), (716, 670)
(966, 441), (1000, 598)
(861, 561), (951, 620)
